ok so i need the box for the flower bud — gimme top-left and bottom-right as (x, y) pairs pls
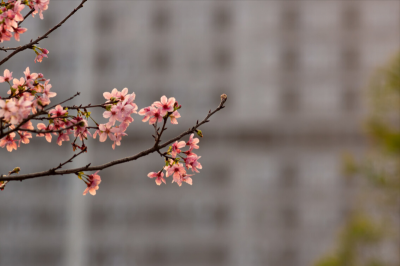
(196, 129), (203, 138)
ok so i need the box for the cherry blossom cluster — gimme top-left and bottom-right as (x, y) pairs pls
(138, 95), (181, 125)
(0, 0), (49, 43)
(93, 88), (137, 149)
(148, 133), (202, 186)
(0, 68), (56, 151)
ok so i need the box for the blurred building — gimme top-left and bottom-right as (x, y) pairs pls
(0, 1), (399, 266)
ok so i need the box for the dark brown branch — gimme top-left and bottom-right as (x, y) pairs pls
(0, 0), (87, 66)
(0, 95), (227, 182)
(17, 123), (79, 135)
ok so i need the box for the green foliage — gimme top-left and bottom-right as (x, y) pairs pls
(315, 52), (400, 266)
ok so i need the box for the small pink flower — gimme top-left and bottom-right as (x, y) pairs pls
(153, 95), (176, 116)
(186, 133), (199, 150)
(18, 131), (32, 144)
(37, 123), (53, 142)
(169, 110), (181, 124)
(83, 171), (101, 196)
(41, 79), (56, 101)
(56, 131), (70, 146)
(138, 106), (152, 122)
(147, 171), (166, 185)
(49, 105), (67, 118)
(171, 141), (186, 158)
(96, 122), (117, 142)
(0, 69), (13, 83)
(148, 107), (163, 125)
(175, 173), (194, 186)
(166, 163), (186, 184)
(13, 26), (27, 41)
(103, 105), (120, 124)
(184, 154), (202, 173)
(0, 132), (18, 152)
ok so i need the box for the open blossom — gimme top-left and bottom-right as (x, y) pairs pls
(32, 0), (50, 20)
(184, 154), (202, 173)
(41, 79), (56, 101)
(148, 171), (166, 185)
(186, 133), (199, 150)
(49, 105), (67, 118)
(166, 163), (186, 184)
(18, 131), (32, 145)
(0, 132), (18, 152)
(138, 106), (152, 122)
(171, 141), (185, 158)
(0, 99), (16, 120)
(103, 104), (120, 124)
(37, 123), (53, 142)
(175, 173), (194, 186)
(153, 95), (176, 116)
(0, 69), (13, 83)
(13, 26), (27, 41)
(56, 131), (70, 146)
(83, 171), (101, 196)
(148, 107), (163, 125)
(94, 122), (117, 142)
(169, 110), (181, 124)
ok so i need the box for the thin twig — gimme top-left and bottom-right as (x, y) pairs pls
(0, 0), (87, 66)
(0, 96), (227, 182)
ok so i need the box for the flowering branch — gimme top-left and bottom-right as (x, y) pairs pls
(0, 95), (227, 182)
(0, 0), (87, 66)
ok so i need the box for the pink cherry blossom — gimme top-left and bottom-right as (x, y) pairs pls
(12, 1), (25, 22)
(171, 140), (185, 158)
(56, 131), (70, 146)
(173, 173), (194, 186)
(169, 110), (181, 124)
(83, 171), (101, 196)
(0, 132), (18, 152)
(103, 104), (120, 124)
(148, 107), (163, 125)
(49, 105), (67, 118)
(138, 106), (152, 122)
(186, 133), (199, 150)
(0, 69), (13, 83)
(147, 171), (166, 185)
(95, 122), (117, 142)
(153, 95), (175, 116)
(37, 123), (53, 142)
(0, 99), (16, 120)
(13, 26), (27, 41)
(166, 163), (186, 184)
(18, 131), (32, 144)
(184, 154), (202, 173)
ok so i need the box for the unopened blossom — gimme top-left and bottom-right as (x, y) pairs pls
(37, 123), (53, 142)
(166, 163), (186, 184)
(0, 132), (18, 152)
(83, 171), (101, 196)
(171, 141), (185, 158)
(153, 95), (175, 116)
(148, 171), (166, 185)
(0, 69), (13, 83)
(169, 110), (181, 124)
(186, 133), (199, 150)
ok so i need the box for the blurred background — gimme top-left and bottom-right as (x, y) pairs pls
(0, 1), (399, 266)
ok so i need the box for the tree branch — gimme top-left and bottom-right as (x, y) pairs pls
(0, 0), (87, 66)
(0, 95), (227, 182)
